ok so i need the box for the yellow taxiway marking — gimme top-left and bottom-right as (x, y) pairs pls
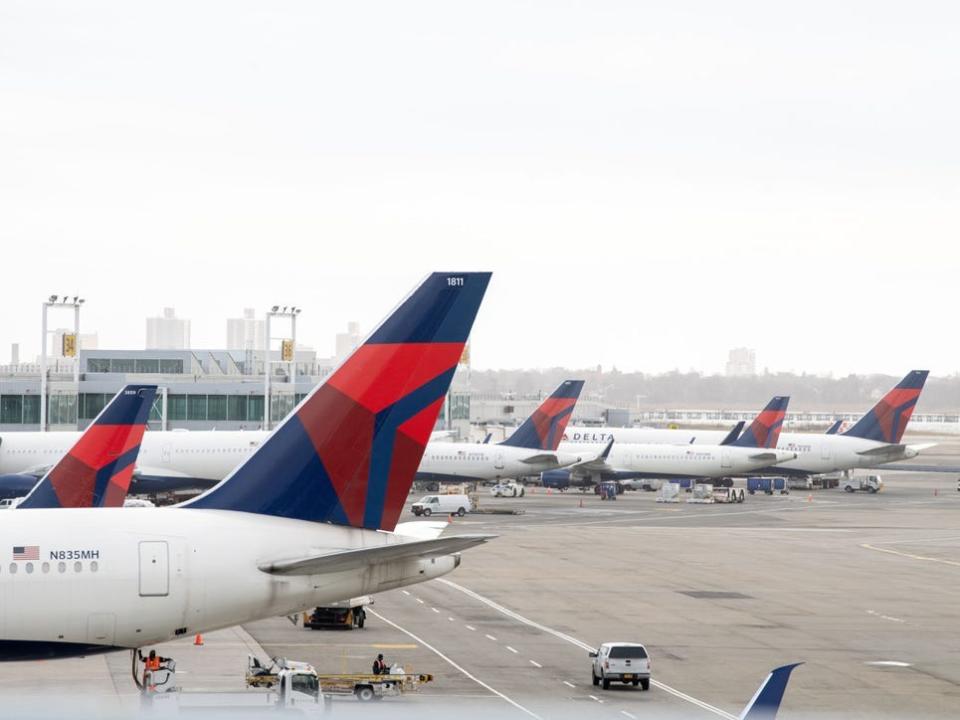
(861, 543), (960, 568)
(371, 643), (419, 649)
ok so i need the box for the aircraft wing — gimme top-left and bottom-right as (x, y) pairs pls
(566, 437), (616, 474)
(133, 465), (192, 479)
(520, 452), (564, 465)
(257, 535), (495, 576)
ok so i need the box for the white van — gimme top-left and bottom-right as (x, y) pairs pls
(411, 494), (472, 517)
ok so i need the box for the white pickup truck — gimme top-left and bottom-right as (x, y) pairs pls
(589, 642), (651, 690)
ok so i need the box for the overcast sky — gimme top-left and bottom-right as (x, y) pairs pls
(1, 1), (957, 376)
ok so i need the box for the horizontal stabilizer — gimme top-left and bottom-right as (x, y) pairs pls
(393, 521), (450, 540)
(258, 534), (494, 576)
(748, 452), (780, 462)
(856, 444), (906, 457)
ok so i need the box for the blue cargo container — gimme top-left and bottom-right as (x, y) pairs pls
(746, 477), (789, 495)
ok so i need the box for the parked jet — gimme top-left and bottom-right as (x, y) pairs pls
(417, 380), (587, 484)
(0, 426), (485, 501)
(17, 385), (156, 509)
(543, 397), (797, 488)
(562, 371), (932, 477)
(0, 271), (492, 661)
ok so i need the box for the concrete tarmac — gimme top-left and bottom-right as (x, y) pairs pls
(2, 454), (958, 719)
(247, 466), (960, 719)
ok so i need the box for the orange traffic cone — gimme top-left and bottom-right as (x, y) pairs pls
(194, 633), (204, 646)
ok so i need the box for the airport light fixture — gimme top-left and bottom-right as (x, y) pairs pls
(263, 305), (300, 431)
(40, 295), (84, 431)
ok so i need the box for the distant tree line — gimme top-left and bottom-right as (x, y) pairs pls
(467, 368), (960, 412)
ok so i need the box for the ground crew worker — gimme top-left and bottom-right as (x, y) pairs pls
(137, 649), (168, 691)
(372, 653), (387, 675)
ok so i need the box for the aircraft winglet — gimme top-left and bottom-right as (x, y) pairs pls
(739, 663), (802, 720)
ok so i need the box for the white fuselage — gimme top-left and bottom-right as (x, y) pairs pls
(0, 508), (456, 653)
(417, 442), (582, 482)
(559, 441), (796, 478)
(0, 431), (266, 482)
(562, 427), (921, 475)
(0, 431), (517, 487)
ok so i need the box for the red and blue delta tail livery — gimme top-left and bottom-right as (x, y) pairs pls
(18, 385), (157, 509)
(843, 370), (929, 444)
(186, 272), (491, 532)
(500, 380), (585, 451)
(731, 396), (790, 449)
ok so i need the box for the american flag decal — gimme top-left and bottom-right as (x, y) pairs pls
(13, 546), (39, 561)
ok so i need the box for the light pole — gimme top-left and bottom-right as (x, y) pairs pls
(40, 295), (84, 431)
(263, 305), (301, 430)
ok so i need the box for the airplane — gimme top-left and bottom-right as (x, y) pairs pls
(542, 397), (797, 489)
(561, 371), (932, 477)
(17, 384), (157, 509)
(415, 380), (588, 484)
(0, 271), (493, 661)
(0, 426), (496, 502)
(739, 663), (801, 720)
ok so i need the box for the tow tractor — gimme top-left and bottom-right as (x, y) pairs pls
(302, 596), (372, 630)
(137, 652), (327, 714)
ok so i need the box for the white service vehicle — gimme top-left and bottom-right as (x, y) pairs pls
(411, 493), (473, 517)
(0, 497), (24, 510)
(590, 642), (651, 690)
(844, 475), (883, 493)
(490, 482), (525, 498)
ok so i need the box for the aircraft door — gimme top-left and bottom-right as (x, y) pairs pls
(494, 453), (505, 470)
(721, 450), (732, 469)
(139, 541), (169, 597)
(820, 442), (831, 461)
(87, 613), (116, 644)
(161, 443), (172, 464)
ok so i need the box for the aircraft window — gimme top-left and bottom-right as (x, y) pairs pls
(41, 562), (50, 574)
(73, 561), (82, 573)
(58, 562), (66, 573)
(25, 562), (34, 574)
(9, 563), (16, 574)
(90, 561), (99, 573)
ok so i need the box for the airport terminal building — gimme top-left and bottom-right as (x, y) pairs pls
(1, 349), (956, 436)
(0, 348), (616, 436)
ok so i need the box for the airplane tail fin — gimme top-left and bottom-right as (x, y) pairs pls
(18, 385), (157, 509)
(186, 272), (491, 532)
(720, 420), (746, 446)
(739, 663), (802, 720)
(732, 397), (790, 449)
(843, 370), (929, 443)
(500, 380), (585, 451)
(825, 419), (843, 435)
